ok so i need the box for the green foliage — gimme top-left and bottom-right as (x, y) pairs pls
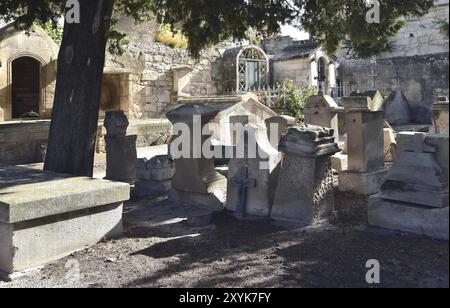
(436, 19), (449, 38)
(0, 0), (435, 58)
(39, 20), (63, 44)
(280, 80), (317, 122)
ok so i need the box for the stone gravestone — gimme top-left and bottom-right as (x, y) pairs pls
(265, 115), (296, 148)
(369, 133), (449, 240)
(385, 86), (412, 125)
(339, 96), (387, 195)
(304, 95), (343, 141)
(384, 122), (397, 162)
(227, 125), (281, 218)
(104, 111), (137, 183)
(304, 95), (346, 172)
(432, 96), (449, 135)
(166, 104), (227, 210)
(271, 125), (340, 226)
(135, 155), (175, 197)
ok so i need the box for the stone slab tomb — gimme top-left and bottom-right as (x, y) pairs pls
(104, 110), (137, 183)
(135, 155), (175, 197)
(339, 96), (388, 195)
(271, 125), (340, 226)
(432, 96), (449, 135)
(369, 133), (449, 240)
(0, 166), (129, 277)
(227, 125), (281, 218)
(166, 104), (227, 210)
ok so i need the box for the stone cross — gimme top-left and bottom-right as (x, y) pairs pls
(230, 165), (256, 218)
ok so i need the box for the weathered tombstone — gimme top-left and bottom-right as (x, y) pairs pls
(351, 90), (385, 112)
(265, 115), (296, 148)
(104, 111), (137, 183)
(369, 133), (449, 240)
(271, 125), (340, 226)
(304, 95), (343, 142)
(432, 96), (449, 135)
(134, 155), (175, 197)
(166, 104), (227, 210)
(305, 95), (346, 171)
(339, 96), (387, 195)
(227, 126), (281, 218)
(385, 87), (412, 125)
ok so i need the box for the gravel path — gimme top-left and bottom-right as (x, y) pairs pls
(1, 194), (448, 288)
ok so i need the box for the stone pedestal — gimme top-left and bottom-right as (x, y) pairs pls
(271, 125), (340, 226)
(369, 133), (449, 240)
(135, 155), (175, 197)
(227, 126), (281, 218)
(339, 96), (387, 195)
(432, 96), (449, 135)
(166, 104), (227, 210)
(104, 111), (137, 183)
(265, 115), (296, 148)
(0, 166), (129, 277)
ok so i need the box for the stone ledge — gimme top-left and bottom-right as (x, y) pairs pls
(0, 166), (130, 223)
(369, 195), (449, 240)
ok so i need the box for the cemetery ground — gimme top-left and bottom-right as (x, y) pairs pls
(0, 155), (448, 288)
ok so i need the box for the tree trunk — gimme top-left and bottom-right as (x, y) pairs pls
(44, 0), (115, 177)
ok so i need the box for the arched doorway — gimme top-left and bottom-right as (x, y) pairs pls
(11, 57), (41, 119)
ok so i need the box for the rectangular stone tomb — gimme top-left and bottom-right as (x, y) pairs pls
(0, 166), (130, 277)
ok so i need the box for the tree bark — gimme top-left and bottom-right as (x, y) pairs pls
(44, 0), (115, 177)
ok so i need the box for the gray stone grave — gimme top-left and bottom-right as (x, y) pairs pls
(432, 96), (449, 135)
(135, 155), (175, 197)
(0, 165), (129, 278)
(226, 125), (281, 218)
(104, 111), (137, 183)
(166, 104), (227, 210)
(339, 96), (388, 195)
(369, 133), (449, 240)
(271, 125), (340, 226)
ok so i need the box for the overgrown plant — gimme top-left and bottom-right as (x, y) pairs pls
(283, 80), (317, 122)
(155, 24), (188, 49)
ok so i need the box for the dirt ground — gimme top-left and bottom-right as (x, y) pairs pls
(1, 191), (448, 289)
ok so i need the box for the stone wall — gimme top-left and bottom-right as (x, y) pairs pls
(105, 16), (225, 120)
(338, 1), (450, 124)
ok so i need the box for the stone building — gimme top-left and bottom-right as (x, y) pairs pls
(337, 0), (450, 124)
(0, 23), (58, 121)
(261, 36), (338, 96)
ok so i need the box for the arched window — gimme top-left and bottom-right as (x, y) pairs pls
(237, 46), (269, 92)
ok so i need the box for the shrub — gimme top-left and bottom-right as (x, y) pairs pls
(155, 24), (188, 49)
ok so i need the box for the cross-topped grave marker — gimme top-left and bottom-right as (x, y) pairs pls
(230, 165), (257, 219)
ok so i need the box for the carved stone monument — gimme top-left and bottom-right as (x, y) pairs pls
(227, 126), (281, 218)
(135, 155), (175, 197)
(104, 110), (137, 183)
(369, 133), (449, 240)
(271, 125), (340, 226)
(166, 104), (227, 210)
(339, 96), (387, 195)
